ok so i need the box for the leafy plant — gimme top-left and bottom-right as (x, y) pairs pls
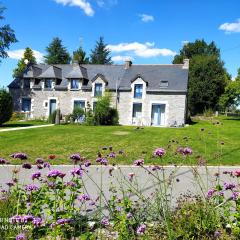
(0, 88), (13, 125)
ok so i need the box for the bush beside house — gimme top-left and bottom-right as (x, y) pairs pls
(0, 89), (13, 125)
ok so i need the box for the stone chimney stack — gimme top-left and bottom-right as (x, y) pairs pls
(183, 59), (189, 69)
(124, 59), (132, 69)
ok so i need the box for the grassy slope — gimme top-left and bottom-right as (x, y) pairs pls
(0, 117), (239, 165)
(0, 120), (48, 128)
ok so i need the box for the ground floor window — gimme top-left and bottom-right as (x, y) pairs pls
(74, 100), (85, 109)
(151, 104), (166, 126)
(132, 103), (142, 118)
(22, 98), (31, 112)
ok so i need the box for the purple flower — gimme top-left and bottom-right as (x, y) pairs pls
(0, 158), (9, 164)
(43, 162), (51, 168)
(118, 149), (124, 154)
(70, 153), (81, 161)
(207, 189), (216, 198)
(56, 218), (73, 226)
(102, 147), (108, 150)
(71, 168), (83, 177)
(78, 194), (91, 202)
(101, 217), (110, 226)
(16, 233), (27, 240)
(153, 148), (166, 157)
(11, 215), (33, 224)
(84, 160), (91, 167)
(108, 152), (116, 158)
(11, 153), (28, 160)
(128, 172), (135, 182)
(177, 147), (193, 155)
(32, 217), (42, 227)
(47, 170), (66, 178)
(47, 182), (56, 188)
(224, 182), (236, 190)
(137, 224), (146, 235)
(214, 230), (221, 238)
(65, 181), (76, 187)
(127, 213), (133, 219)
(133, 159), (144, 166)
(96, 157), (108, 165)
(25, 184), (39, 192)
(31, 171), (41, 180)
(35, 158), (44, 164)
(22, 163), (32, 169)
(231, 192), (240, 200)
(37, 164), (43, 170)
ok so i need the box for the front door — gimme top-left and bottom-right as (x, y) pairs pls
(49, 99), (56, 115)
(151, 104), (166, 126)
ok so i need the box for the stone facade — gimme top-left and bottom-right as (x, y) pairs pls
(9, 62), (189, 127)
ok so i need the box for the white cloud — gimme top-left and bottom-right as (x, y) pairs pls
(7, 49), (44, 63)
(181, 40), (189, 46)
(54, 0), (94, 16)
(112, 55), (134, 62)
(219, 19), (240, 33)
(139, 14), (154, 23)
(108, 42), (176, 58)
(96, 0), (118, 8)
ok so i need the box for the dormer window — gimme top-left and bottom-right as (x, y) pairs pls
(160, 81), (169, 88)
(94, 83), (102, 97)
(134, 84), (143, 99)
(44, 79), (53, 89)
(70, 79), (80, 90)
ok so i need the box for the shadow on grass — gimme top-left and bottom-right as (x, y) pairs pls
(0, 123), (34, 128)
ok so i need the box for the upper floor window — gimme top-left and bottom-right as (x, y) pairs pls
(71, 79), (80, 90)
(22, 98), (31, 112)
(160, 81), (169, 88)
(94, 83), (102, 97)
(134, 84), (143, 99)
(23, 79), (30, 89)
(44, 79), (53, 89)
(74, 100), (85, 109)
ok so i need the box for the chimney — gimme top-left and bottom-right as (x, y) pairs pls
(183, 59), (189, 69)
(124, 59), (132, 69)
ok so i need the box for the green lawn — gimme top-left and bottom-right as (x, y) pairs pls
(0, 120), (48, 129)
(0, 117), (239, 165)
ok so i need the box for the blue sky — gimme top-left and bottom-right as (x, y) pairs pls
(1, 0), (240, 87)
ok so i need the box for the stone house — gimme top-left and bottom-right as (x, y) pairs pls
(8, 60), (189, 127)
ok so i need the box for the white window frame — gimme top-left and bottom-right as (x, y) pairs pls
(72, 98), (87, 112)
(150, 101), (169, 127)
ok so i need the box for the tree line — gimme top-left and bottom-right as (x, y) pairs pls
(0, 3), (239, 119)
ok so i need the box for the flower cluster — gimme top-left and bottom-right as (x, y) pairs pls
(153, 148), (166, 157)
(133, 159), (144, 166)
(71, 167), (83, 177)
(101, 217), (110, 226)
(136, 224), (146, 235)
(224, 182), (236, 190)
(16, 233), (27, 240)
(96, 157), (108, 165)
(70, 153), (81, 161)
(177, 147), (193, 155)
(25, 184), (39, 192)
(78, 194), (91, 202)
(207, 189), (216, 198)
(0, 158), (9, 164)
(31, 171), (41, 180)
(47, 169), (66, 178)
(22, 163), (32, 169)
(51, 218), (73, 228)
(11, 215), (33, 224)
(11, 153), (28, 160)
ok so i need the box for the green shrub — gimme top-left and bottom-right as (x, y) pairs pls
(94, 94), (119, 125)
(10, 112), (25, 121)
(72, 107), (84, 122)
(0, 89), (13, 125)
(203, 108), (214, 117)
(84, 102), (95, 126)
(48, 110), (57, 124)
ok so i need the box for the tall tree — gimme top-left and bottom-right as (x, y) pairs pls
(90, 37), (112, 64)
(73, 46), (89, 64)
(13, 47), (36, 77)
(235, 68), (240, 82)
(44, 37), (71, 64)
(173, 39), (229, 115)
(0, 5), (17, 62)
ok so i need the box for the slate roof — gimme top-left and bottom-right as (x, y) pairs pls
(8, 63), (189, 92)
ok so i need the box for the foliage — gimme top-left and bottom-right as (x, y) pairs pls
(0, 88), (13, 125)
(90, 36), (112, 64)
(13, 47), (36, 78)
(10, 112), (26, 121)
(72, 107), (85, 122)
(236, 68), (240, 82)
(48, 110), (57, 124)
(44, 37), (71, 64)
(173, 39), (229, 115)
(219, 80), (240, 110)
(84, 102), (95, 125)
(0, 5), (17, 62)
(94, 94), (119, 125)
(73, 46), (89, 64)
